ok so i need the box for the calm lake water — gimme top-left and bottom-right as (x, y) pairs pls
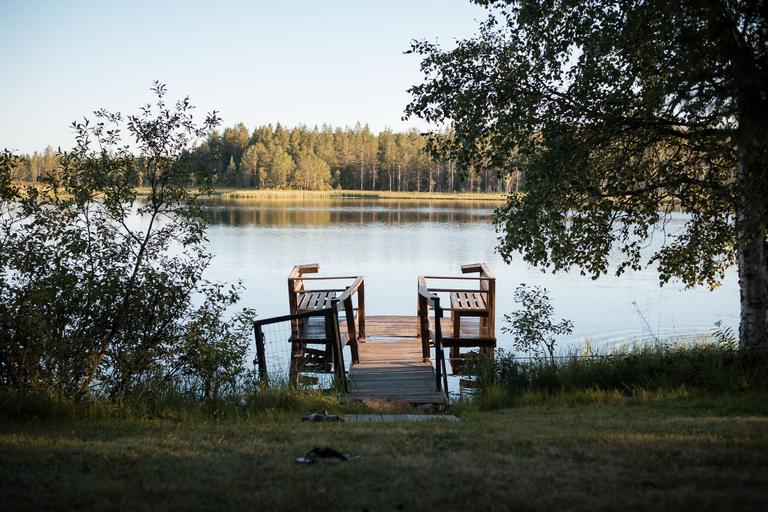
(201, 197), (739, 356)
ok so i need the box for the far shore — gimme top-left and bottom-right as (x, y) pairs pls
(143, 187), (510, 202)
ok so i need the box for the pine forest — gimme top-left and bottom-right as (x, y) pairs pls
(13, 123), (520, 194)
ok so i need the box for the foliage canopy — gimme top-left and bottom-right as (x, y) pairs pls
(406, 0), (768, 349)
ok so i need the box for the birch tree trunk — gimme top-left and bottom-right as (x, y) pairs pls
(737, 144), (768, 351)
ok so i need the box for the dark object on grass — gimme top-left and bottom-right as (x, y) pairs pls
(295, 447), (364, 464)
(295, 409), (341, 422)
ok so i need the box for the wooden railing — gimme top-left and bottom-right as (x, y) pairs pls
(418, 263), (496, 381)
(417, 277), (448, 393)
(253, 298), (349, 391)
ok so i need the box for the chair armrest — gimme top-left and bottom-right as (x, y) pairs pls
(335, 276), (364, 303)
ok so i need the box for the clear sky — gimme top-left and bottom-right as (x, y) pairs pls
(0, 0), (490, 155)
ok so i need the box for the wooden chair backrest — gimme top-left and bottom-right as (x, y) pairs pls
(460, 263), (496, 336)
(288, 263), (321, 315)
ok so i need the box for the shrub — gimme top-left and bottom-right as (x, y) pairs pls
(0, 83), (255, 403)
(503, 284), (573, 366)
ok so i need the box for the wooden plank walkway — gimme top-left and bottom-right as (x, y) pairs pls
(346, 316), (448, 405)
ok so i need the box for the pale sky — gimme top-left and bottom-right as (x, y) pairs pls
(0, 0), (490, 155)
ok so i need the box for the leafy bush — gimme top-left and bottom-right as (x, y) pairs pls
(502, 284), (573, 366)
(0, 83), (255, 403)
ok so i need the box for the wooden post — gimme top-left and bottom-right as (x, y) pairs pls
(357, 279), (366, 340)
(253, 324), (268, 383)
(344, 295), (359, 364)
(329, 299), (348, 392)
(418, 276), (431, 360)
(433, 296), (445, 393)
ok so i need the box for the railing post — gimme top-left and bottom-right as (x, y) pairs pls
(253, 324), (269, 383)
(329, 299), (348, 392)
(358, 279), (366, 340)
(433, 297), (444, 393)
(418, 277), (431, 360)
(344, 296), (359, 364)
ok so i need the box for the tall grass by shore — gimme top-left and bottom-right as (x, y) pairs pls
(214, 188), (508, 201)
(458, 333), (767, 410)
(1, 333), (764, 424)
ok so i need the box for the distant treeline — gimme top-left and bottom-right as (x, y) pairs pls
(14, 123), (521, 193)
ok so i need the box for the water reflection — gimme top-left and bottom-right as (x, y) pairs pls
(205, 197), (503, 227)
(201, 197), (738, 349)
(195, 197), (740, 397)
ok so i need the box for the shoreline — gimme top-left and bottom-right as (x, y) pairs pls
(203, 188), (508, 202)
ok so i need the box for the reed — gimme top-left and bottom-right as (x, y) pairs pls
(460, 333), (768, 409)
(3, 333), (763, 424)
(0, 374), (368, 425)
(217, 188), (508, 201)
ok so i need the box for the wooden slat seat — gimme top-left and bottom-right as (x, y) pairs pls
(450, 290), (491, 341)
(297, 290), (336, 311)
(450, 291), (489, 314)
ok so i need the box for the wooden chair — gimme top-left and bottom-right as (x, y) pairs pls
(418, 263), (496, 373)
(288, 264), (365, 365)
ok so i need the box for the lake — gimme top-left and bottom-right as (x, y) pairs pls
(200, 197), (739, 357)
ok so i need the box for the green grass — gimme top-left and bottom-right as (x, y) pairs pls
(1, 391), (767, 511)
(2, 340), (768, 510)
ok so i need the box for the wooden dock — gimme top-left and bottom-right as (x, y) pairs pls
(252, 263), (498, 407)
(346, 316), (448, 405)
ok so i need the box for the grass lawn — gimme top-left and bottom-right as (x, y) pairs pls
(2, 392), (767, 511)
